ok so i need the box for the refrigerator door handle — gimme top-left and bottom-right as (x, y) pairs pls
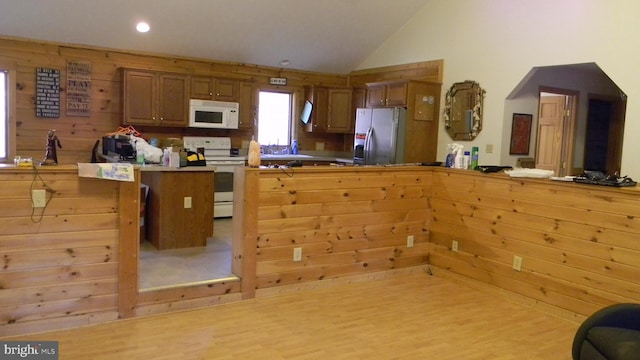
(364, 127), (373, 164)
(389, 111), (399, 163)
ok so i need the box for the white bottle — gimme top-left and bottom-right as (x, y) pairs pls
(454, 149), (465, 169)
(463, 151), (470, 169)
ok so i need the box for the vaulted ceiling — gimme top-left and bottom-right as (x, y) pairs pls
(0, 0), (431, 74)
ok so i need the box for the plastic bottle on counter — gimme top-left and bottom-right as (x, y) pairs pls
(471, 146), (479, 170)
(463, 151), (470, 169)
(179, 149), (188, 167)
(291, 139), (298, 155)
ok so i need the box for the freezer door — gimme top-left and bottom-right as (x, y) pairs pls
(353, 108), (372, 164)
(369, 108), (397, 164)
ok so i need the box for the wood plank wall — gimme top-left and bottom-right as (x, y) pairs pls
(0, 36), (442, 164)
(0, 167), (122, 335)
(245, 167), (432, 291)
(428, 169), (640, 319)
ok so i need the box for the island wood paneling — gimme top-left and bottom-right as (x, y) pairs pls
(0, 166), (135, 336)
(234, 166), (432, 291)
(428, 169), (640, 319)
(4, 163), (640, 337)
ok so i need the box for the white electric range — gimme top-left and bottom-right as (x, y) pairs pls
(183, 136), (245, 218)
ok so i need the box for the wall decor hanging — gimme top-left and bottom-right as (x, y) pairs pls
(509, 113), (533, 155)
(66, 59), (92, 117)
(36, 68), (60, 118)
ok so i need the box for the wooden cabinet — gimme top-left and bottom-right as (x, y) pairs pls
(238, 81), (256, 130)
(122, 69), (189, 127)
(402, 81), (441, 163)
(142, 170), (214, 250)
(191, 76), (239, 102)
(366, 82), (408, 107)
(326, 88), (353, 133)
(351, 87), (366, 129)
(303, 86), (328, 133)
(304, 86), (356, 133)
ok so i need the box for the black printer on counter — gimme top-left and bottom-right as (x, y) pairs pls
(102, 135), (136, 161)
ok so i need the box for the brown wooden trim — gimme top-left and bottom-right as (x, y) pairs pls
(118, 168), (141, 318)
(233, 167), (259, 299)
(349, 59), (443, 86)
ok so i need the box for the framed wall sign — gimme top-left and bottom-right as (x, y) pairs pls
(269, 77), (287, 86)
(36, 68), (60, 118)
(509, 113), (533, 155)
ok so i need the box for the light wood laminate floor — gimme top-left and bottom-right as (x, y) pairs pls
(4, 271), (579, 359)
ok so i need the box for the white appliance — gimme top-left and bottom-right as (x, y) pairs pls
(189, 99), (239, 129)
(353, 107), (407, 165)
(183, 136), (245, 218)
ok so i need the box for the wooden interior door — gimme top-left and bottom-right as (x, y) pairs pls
(535, 95), (566, 175)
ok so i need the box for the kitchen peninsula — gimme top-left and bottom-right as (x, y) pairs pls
(2, 164), (640, 337)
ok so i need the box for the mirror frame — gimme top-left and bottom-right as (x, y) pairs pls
(444, 80), (486, 140)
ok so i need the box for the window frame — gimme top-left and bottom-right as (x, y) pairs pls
(256, 86), (303, 147)
(0, 64), (17, 163)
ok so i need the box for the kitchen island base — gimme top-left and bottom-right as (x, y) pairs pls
(142, 167), (215, 250)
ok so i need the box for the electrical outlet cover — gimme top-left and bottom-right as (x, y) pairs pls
(512, 256), (523, 271)
(32, 189), (47, 208)
(407, 235), (415, 248)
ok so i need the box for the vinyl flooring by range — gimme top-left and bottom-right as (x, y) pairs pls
(139, 217), (234, 290)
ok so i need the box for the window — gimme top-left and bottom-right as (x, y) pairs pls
(257, 91), (291, 146)
(0, 70), (6, 159)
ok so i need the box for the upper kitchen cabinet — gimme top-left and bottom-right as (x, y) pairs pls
(366, 81), (408, 107)
(122, 69), (189, 127)
(238, 81), (256, 130)
(304, 86), (355, 133)
(303, 86), (328, 133)
(326, 88), (353, 133)
(191, 76), (239, 102)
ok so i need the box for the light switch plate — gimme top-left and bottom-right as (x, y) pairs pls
(184, 197), (192, 209)
(486, 144), (494, 153)
(293, 247), (302, 262)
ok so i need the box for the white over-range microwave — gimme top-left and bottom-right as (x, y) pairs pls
(189, 99), (239, 129)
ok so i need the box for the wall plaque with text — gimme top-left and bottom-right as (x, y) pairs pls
(66, 60), (92, 117)
(36, 68), (60, 118)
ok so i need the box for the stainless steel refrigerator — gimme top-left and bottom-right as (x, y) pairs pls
(353, 107), (407, 165)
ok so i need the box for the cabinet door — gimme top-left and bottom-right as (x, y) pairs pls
(305, 87), (328, 132)
(366, 85), (386, 107)
(385, 82), (408, 106)
(190, 77), (239, 102)
(158, 74), (189, 126)
(214, 79), (239, 102)
(238, 81), (255, 129)
(326, 89), (352, 133)
(123, 70), (156, 125)
(190, 77), (214, 100)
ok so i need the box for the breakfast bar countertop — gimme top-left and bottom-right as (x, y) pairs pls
(139, 165), (217, 172)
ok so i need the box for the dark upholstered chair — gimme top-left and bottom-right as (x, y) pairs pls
(572, 303), (640, 360)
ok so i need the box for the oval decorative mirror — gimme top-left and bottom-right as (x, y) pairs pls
(443, 80), (486, 140)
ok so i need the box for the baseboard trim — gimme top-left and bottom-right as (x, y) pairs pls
(255, 266), (428, 299)
(427, 265), (585, 324)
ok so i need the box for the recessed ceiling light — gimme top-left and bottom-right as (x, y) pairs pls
(279, 59), (290, 66)
(136, 22), (150, 33)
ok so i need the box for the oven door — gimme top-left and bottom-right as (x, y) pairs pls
(210, 162), (243, 218)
